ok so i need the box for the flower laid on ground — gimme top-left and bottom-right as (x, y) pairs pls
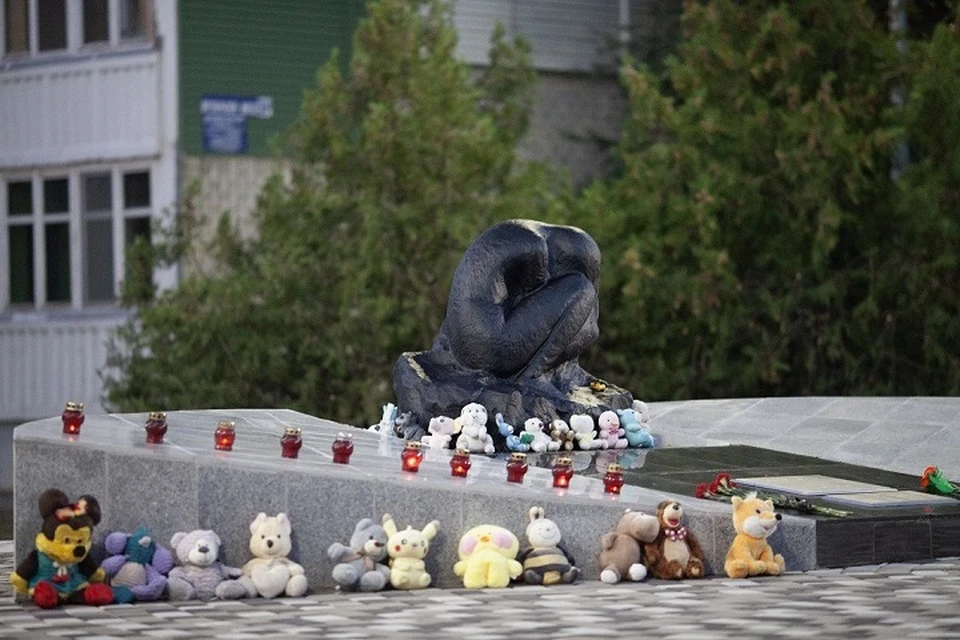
(920, 466), (960, 498)
(694, 472), (851, 518)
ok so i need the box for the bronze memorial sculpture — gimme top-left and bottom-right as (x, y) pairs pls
(392, 219), (635, 452)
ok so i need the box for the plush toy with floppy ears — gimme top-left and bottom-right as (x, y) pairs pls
(382, 514), (439, 590)
(598, 509), (661, 584)
(643, 500), (706, 580)
(328, 518), (391, 592)
(237, 513), (308, 599)
(9, 488), (114, 608)
(454, 524), (522, 589)
(518, 507), (580, 585)
(101, 526), (174, 603)
(725, 493), (786, 578)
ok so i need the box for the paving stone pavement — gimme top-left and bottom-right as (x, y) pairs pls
(2, 543), (960, 639)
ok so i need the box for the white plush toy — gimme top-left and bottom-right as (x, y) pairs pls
(455, 403), (495, 454)
(523, 417), (559, 453)
(237, 513), (308, 599)
(598, 410), (628, 449)
(570, 414), (602, 450)
(369, 403), (398, 435)
(381, 514), (439, 590)
(421, 415), (458, 449)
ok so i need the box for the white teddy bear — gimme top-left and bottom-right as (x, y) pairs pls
(523, 417), (559, 453)
(455, 403), (495, 454)
(598, 410), (628, 449)
(237, 513), (308, 599)
(570, 414), (602, 450)
(421, 415), (458, 449)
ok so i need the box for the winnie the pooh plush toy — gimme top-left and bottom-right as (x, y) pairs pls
(643, 500), (706, 580)
(598, 509), (660, 584)
(101, 526), (174, 603)
(454, 524), (522, 589)
(9, 488), (113, 608)
(724, 493), (786, 578)
(237, 513), (308, 598)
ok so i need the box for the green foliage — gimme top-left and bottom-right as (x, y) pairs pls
(572, 0), (960, 399)
(103, 0), (565, 424)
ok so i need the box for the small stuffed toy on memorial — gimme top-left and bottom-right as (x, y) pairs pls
(421, 416), (458, 450)
(518, 507), (580, 585)
(101, 526), (174, 603)
(382, 514), (439, 590)
(523, 417), (559, 453)
(616, 408), (654, 449)
(598, 509), (660, 584)
(597, 411), (628, 450)
(167, 530), (247, 601)
(495, 412), (530, 452)
(454, 403), (495, 454)
(453, 524), (522, 589)
(570, 414), (602, 450)
(642, 500), (706, 580)
(237, 513), (308, 599)
(9, 488), (113, 608)
(724, 493), (786, 579)
(328, 518), (391, 592)
(549, 420), (577, 452)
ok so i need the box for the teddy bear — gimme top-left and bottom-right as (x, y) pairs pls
(167, 529), (247, 601)
(616, 408), (655, 449)
(598, 509), (661, 584)
(236, 513), (308, 599)
(518, 507), (580, 585)
(570, 414), (602, 450)
(549, 419), (577, 451)
(725, 493), (786, 579)
(9, 488), (114, 608)
(522, 417), (559, 453)
(453, 524), (522, 589)
(328, 518), (391, 592)
(393, 411), (426, 442)
(101, 526), (174, 603)
(597, 411), (628, 449)
(455, 403), (495, 454)
(642, 500), (706, 580)
(421, 415), (458, 449)
(495, 412), (530, 452)
(382, 514), (439, 590)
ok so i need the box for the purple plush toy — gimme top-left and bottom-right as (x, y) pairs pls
(101, 527), (174, 602)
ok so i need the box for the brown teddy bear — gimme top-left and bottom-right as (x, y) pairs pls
(598, 509), (660, 583)
(724, 493), (785, 578)
(642, 500), (706, 580)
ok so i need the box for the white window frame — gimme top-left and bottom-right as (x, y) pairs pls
(0, 0), (153, 62)
(1, 162), (157, 312)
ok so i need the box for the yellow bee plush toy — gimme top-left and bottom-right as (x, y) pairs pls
(9, 488), (113, 608)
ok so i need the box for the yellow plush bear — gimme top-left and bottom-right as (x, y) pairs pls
(724, 493), (786, 579)
(453, 524), (522, 589)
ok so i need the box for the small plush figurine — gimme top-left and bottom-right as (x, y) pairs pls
(369, 403), (398, 435)
(454, 524), (522, 589)
(598, 509), (661, 584)
(549, 419), (577, 452)
(519, 507), (580, 585)
(725, 493), (786, 579)
(643, 500), (706, 580)
(236, 513), (308, 598)
(496, 412), (530, 452)
(570, 414), (602, 450)
(597, 411), (628, 449)
(394, 411), (426, 442)
(167, 530), (246, 601)
(382, 514), (439, 590)
(455, 403), (495, 454)
(328, 518), (391, 592)
(101, 526), (174, 603)
(523, 417), (559, 453)
(421, 416), (458, 449)
(9, 488), (113, 608)
(617, 408), (654, 448)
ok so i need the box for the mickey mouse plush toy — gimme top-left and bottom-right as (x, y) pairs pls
(9, 488), (113, 608)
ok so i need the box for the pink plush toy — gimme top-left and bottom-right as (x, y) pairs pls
(598, 411), (628, 449)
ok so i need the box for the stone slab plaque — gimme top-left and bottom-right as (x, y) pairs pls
(734, 474), (895, 496)
(822, 490), (958, 509)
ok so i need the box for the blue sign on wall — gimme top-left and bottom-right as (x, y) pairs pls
(200, 95), (274, 154)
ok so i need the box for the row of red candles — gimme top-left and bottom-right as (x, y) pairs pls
(61, 402), (627, 494)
